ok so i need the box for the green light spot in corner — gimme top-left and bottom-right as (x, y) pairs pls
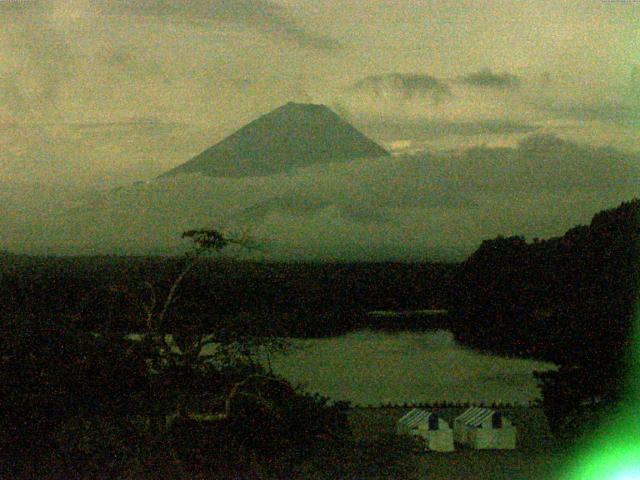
(563, 302), (640, 480)
(613, 469), (640, 480)
(564, 440), (640, 479)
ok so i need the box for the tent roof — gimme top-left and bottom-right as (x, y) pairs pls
(398, 408), (438, 429)
(455, 407), (496, 427)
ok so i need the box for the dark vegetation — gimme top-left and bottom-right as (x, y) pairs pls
(0, 315), (360, 479)
(1, 232), (429, 479)
(0, 257), (454, 337)
(449, 198), (639, 440)
(1, 198), (637, 476)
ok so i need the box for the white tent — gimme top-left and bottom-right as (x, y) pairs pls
(396, 409), (454, 452)
(453, 407), (516, 449)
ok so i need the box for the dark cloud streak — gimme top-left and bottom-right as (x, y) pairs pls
(103, 0), (341, 51)
(547, 102), (640, 126)
(356, 117), (539, 142)
(456, 68), (521, 89)
(450, 134), (640, 194)
(348, 73), (451, 101)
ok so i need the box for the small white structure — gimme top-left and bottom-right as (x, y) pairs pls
(396, 409), (454, 452)
(453, 407), (516, 449)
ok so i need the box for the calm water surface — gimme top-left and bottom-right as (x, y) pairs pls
(264, 329), (556, 407)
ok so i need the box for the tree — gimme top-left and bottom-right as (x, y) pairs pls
(124, 229), (287, 431)
(0, 313), (149, 476)
(1, 228), (355, 478)
(120, 229), (354, 478)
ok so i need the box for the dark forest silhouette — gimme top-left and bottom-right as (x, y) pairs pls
(448, 198), (639, 438)
(0, 257), (453, 337)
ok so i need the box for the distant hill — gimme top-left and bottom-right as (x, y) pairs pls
(159, 102), (389, 178)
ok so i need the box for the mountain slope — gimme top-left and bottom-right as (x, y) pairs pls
(160, 102), (389, 178)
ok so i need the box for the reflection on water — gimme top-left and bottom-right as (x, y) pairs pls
(266, 329), (556, 407)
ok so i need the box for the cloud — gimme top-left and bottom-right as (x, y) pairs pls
(1, 153), (478, 258)
(456, 68), (521, 89)
(347, 73), (451, 102)
(0, 0), (341, 130)
(354, 117), (538, 144)
(336, 70), (535, 129)
(0, 120), (211, 184)
(102, 0), (341, 51)
(104, 46), (171, 83)
(240, 193), (331, 221)
(448, 134), (639, 195)
(0, 0), (40, 13)
(332, 67), (640, 157)
(546, 101), (640, 126)
(0, 10), (74, 122)
(234, 156), (475, 225)
(1, 1), (638, 260)
(6, 133), (636, 261)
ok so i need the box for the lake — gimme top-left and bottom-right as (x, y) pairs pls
(264, 329), (556, 407)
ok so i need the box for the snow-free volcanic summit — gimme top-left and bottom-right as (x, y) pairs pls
(159, 102), (389, 178)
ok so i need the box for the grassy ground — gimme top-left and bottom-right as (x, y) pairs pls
(348, 407), (573, 480)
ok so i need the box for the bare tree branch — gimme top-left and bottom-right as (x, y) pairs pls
(142, 281), (157, 331)
(157, 257), (199, 329)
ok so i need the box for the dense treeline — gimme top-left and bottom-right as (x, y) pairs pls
(0, 259), (454, 337)
(449, 198), (639, 437)
(449, 197), (639, 364)
(1, 234), (421, 479)
(1, 312), (391, 478)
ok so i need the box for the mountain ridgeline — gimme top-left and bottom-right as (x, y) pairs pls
(159, 102), (389, 178)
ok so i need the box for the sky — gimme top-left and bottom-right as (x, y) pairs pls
(1, 0), (639, 259)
